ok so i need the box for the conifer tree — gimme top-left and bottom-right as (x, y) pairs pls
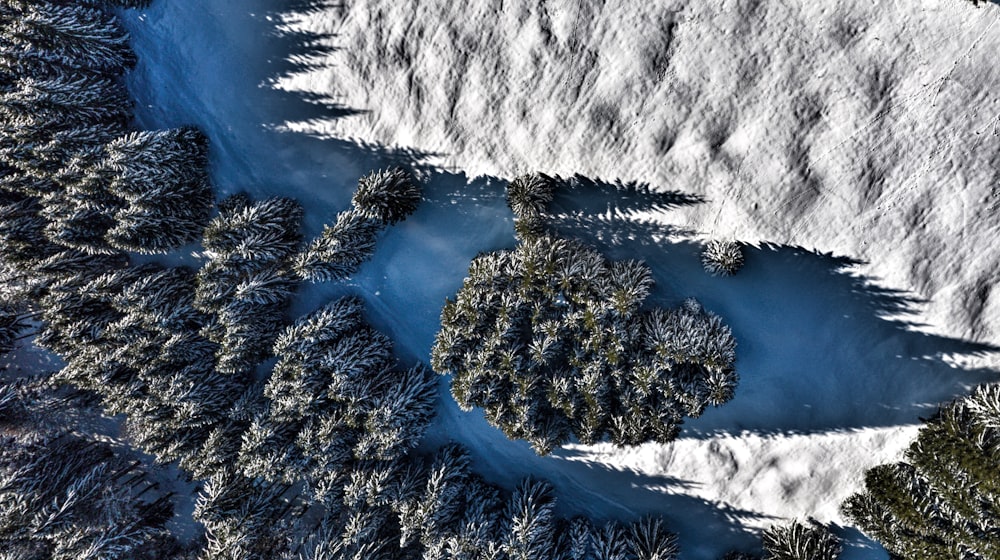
(104, 128), (213, 253)
(702, 239), (745, 277)
(193, 471), (296, 560)
(0, 192), (59, 268)
(294, 208), (383, 282)
(503, 478), (557, 560)
(196, 195), (303, 376)
(0, 2), (136, 77)
(507, 173), (555, 241)
(629, 516), (680, 560)
(351, 167), (421, 225)
(761, 520), (841, 560)
(843, 384), (1000, 560)
(397, 444), (470, 548)
(0, 432), (175, 560)
(294, 168), (421, 282)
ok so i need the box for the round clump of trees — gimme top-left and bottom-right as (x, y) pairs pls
(432, 174), (738, 454)
(702, 239), (745, 276)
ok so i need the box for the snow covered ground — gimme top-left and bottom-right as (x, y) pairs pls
(121, 1), (1000, 557)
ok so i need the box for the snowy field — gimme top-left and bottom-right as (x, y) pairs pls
(121, 1), (1000, 558)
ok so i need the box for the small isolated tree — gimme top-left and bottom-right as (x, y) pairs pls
(762, 520), (841, 560)
(294, 168), (421, 282)
(506, 173), (555, 240)
(351, 167), (421, 225)
(702, 239), (744, 276)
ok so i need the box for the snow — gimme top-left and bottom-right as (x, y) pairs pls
(120, 0), (1000, 558)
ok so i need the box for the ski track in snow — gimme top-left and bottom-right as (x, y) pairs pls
(120, 1), (1000, 558)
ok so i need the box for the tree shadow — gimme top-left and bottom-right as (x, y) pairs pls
(543, 183), (999, 437)
(549, 173), (706, 216)
(119, 0), (435, 236)
(419, 397), (768, 559)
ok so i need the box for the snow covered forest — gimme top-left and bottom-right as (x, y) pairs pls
(2, 0), (1000, 559)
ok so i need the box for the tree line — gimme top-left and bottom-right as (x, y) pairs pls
(4, 0), (991, 559)
(1, 1), (685, 557)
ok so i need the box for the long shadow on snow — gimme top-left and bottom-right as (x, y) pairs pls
(120, 0), (436, 238)
(546, 191), (999, 438)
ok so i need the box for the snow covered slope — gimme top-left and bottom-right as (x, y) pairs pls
(277, 0), (1000, 350)
(121, 0), (1000, 558)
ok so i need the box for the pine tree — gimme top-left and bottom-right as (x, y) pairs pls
(397, 444), (470, 548)
(351, 167), (421, 225)
(564, 517), (596, 560)
(355, 364), (437, 461)
(591, 522), (632, 560)
(0, 3), (136, 77)
(507, 173), (555, 241)
(294, 168), (421, 282)
(843, 384), (1000, 560)
(701, 240), (745, 277)
(0, 193), (59, 268)
(104, 128), (212, 254)
(194, 471), (296, 560)
(293, 208), (382, 282)
(0, 432), (175, 560)
(196, 195), (303, 376)
(201, 195), (303, 267)
(0, 72), (130, 131)
(761, 520), (841, 560)
(629, 515), (679, 560)
(503, 478), (557, 560)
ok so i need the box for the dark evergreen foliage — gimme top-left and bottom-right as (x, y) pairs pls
(761, 520), (841, 560)
(294, 208), (382, 282)
(0, 431), (175, 559)
(351, 166), (422, 225)
(432, 232), (738, 453)
(0, 2), (136, 76)
(196, 194), (303, 376)
(294, 168), (421, 282)
(843, 384), (1000, 560)
(104, 128), (213, 253)
(702, 239), (745, 277)
(507, 172), (556, 241)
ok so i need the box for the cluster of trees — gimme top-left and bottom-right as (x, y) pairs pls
(4, 1), (937, 559)
(0, 430), (177, 559)
(0, 355), (180, 559)
(1, 2), (211, 261)
(432, 173), (739, 454)
(843, 384), (1000, 559)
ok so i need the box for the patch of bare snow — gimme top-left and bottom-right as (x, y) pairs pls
(276, 0), (1000, 350)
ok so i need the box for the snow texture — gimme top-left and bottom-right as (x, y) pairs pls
(120, 1), (1000, 558)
